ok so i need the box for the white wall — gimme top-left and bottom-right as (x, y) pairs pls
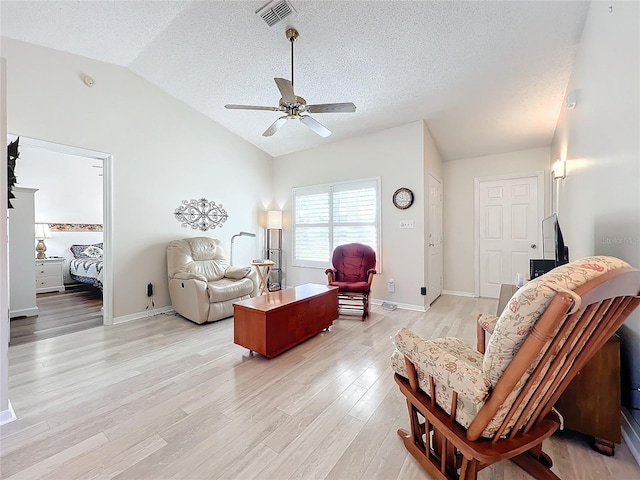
(550, 1), (640, 424)
(273, 121), (431, 309)
(1, 38), (273, 319)
(15, 145), (103, 223)
(442, 147), (550, 294)
(423, 122), (444, 306)
(423, 122), (443, 190)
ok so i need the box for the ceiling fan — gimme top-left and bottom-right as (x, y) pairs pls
(225, 28), (356, 138)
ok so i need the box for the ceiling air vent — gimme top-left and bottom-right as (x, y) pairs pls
(255, 0), (296, 27)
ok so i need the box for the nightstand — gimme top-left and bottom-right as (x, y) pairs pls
(35, 258), (66, 294)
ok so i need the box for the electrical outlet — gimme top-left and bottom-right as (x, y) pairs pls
(387, 279), (395, 293)
(420, 286), (427, 296)
(146, 283), (153, 297)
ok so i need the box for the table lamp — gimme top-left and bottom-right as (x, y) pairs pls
(35, 223), (52, 259)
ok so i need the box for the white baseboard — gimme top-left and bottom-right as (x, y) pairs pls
(0, 400), (17, 426)
(371, 298), (426, 313)
(9, 306), (39, 318)
(113, 306), (174, 325)
(442, 290), (476, 298)
(622, 407), (640, 467)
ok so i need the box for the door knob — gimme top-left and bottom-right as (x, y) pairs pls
(429, 243), (435, 247)
(531, 244), (537, 249)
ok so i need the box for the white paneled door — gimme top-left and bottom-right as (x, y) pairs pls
(427, 174), (443, 305)
(477, 174), (542, 298)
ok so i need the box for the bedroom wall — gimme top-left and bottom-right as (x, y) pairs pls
(1, 38), (273, 320)
(15, 145), (103, 225)
(273, 121), (431, 310)
(550, 1), (640, 440)
(442, 147), (551, 295)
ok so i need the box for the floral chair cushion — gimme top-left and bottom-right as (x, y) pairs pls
(392, 327), (490, 431)
(483, 256), (630, 387)
(477, 313), (499, 335)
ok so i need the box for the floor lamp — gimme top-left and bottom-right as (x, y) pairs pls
(266, 211), (282, 290)
(230, 231), (255, 266)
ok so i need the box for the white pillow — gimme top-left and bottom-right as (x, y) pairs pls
(225, 266), (251, 279)
(82, 245), (103, 258)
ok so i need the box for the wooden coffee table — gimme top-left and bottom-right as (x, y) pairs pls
(233, 283), (338, 358)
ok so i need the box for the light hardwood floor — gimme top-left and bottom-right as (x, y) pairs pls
(10, 285), (103, 345)
(1, 295), (639, 480)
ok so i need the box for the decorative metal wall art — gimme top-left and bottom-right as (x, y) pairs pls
(174, 198), (228, 231)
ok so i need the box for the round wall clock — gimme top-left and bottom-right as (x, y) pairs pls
(393, 187), (414, 210)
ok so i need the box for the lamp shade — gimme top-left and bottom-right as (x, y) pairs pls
(553, 160), (566, 179)
(34, 223), (52, 240)
(267, 210), (282, 229)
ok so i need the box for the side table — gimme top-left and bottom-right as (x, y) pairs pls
(251, 260), (275, 295)
(35, 257), (66, 294)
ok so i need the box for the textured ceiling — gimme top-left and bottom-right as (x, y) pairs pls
(0, 1), (590, 159)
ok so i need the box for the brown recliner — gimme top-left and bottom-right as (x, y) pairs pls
(325, 243), (376, 320)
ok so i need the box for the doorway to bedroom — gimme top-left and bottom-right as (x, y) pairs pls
(7, 136), (111, 344)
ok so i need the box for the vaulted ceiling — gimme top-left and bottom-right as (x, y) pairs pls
(0, 1), (590, 159)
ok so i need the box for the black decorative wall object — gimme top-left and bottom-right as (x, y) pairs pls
(7, 137), (19, 209)
(174, 198), (228, 231)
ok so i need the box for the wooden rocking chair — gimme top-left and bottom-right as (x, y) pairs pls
(391, 256), (640, 480)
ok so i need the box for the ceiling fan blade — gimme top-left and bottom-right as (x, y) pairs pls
(263, 116), (288, 137)
(225, 104), (280, 111)
(299, 115), (331, 138)
(306, 102), (357, 113)
(274, 78), (296, 104)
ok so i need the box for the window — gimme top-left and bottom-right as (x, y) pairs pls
(292, 178), (380, 268)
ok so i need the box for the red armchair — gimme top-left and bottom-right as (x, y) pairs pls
(325, 243), (376, 320)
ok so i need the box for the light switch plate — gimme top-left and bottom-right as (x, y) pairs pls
(400, 220), (414, 229)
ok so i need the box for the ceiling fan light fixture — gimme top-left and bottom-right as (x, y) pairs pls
(255, 0), (296, 27)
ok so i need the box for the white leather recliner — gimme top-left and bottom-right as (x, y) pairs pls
(167, 237), (259, 324)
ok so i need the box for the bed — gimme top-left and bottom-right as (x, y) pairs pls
(69, 243), (104, 291)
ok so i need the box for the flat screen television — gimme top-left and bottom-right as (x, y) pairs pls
(542, 213), (569, 267)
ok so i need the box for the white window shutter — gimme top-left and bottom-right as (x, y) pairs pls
(292, 178), (380, 269)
